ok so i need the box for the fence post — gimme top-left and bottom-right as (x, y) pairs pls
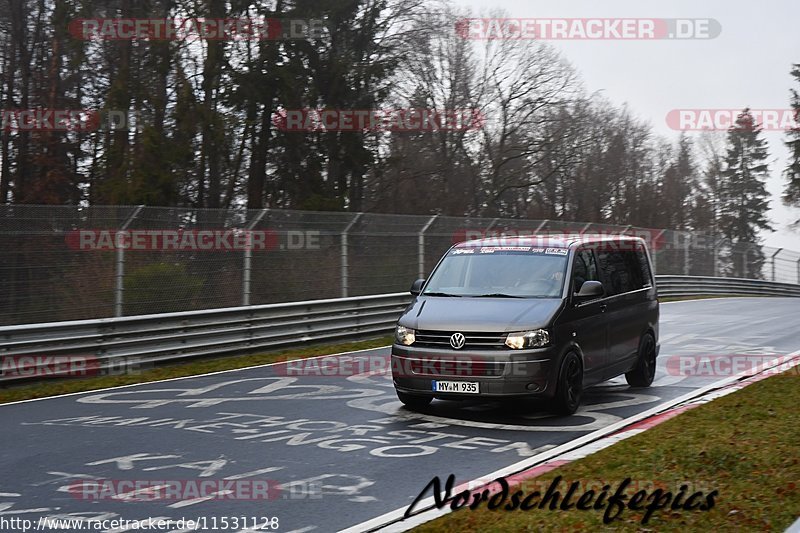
(742, 246), (748, 278)
(340, 213), (363, 298)
(418, 214), (439, 280)
(650, 229), (665, 275)
(242, 208), (269, 306)
(114, 246), (124, 317)
(770, 248), (783, 282)
(712, 236), (730, 277)
(684, 232), (691, 275)
(114, 205), (144, 317)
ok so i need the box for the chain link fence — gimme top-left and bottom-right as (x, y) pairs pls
(0, 205), (798, 325)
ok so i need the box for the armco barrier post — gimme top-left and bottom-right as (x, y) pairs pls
(114, 205), (144, 317)
(242, 208), (269, 306)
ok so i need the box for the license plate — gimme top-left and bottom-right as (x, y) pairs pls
(432, 380), (479, 394)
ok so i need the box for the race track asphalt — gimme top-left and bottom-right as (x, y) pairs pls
(0, 298), (798, 532)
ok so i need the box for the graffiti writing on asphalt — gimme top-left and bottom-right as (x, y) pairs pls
(75, 377), (386, 408)
(71, 374), (663, 435)
(25, 412), (554, 457)
(0, 450), (369, 532)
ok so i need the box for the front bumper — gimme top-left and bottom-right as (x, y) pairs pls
(391, 344), (561, 399)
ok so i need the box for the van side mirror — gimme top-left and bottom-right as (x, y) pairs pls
(575, 280), (604, 301)
(410, 278), (426, 296)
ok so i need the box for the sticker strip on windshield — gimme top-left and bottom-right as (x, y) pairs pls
(452, 246), (568, 255)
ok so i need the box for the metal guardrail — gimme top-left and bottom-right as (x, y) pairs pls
(655, 275), (800, 298)
(1, 275), (799, 385)
(0, 293), (412, 384)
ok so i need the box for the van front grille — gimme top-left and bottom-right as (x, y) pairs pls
(414, 330), (507, 350)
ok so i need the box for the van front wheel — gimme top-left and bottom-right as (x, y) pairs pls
(625, 333), (657, 387)
(553, 352), (583, 415)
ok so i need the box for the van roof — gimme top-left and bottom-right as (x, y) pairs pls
(453, 234), (646, 248)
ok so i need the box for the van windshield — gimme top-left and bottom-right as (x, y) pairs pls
(423, 247), (569, 298)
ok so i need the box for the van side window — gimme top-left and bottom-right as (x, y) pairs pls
(597, 249), (646, 295)
(572, 249), (598, 293)
(622, 251), (645, 289)
(597, 250), (624, 295)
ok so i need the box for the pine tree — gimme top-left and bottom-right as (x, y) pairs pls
(783, 64), (800, 213)
(718, 109), (773, 278)
(660, 134), (695, 230)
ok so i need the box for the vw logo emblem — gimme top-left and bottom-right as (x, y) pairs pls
(449, 332), (466, 350)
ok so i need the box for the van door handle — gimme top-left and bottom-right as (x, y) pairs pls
(599, 304), (607, 312)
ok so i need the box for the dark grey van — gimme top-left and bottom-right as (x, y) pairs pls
(391, 235), (659, 415)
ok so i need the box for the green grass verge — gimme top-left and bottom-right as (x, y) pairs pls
(0, 336), (392, 405)
(415, 369), (800, 532)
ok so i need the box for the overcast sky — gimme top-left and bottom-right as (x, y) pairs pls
(452, 0), (800, 251)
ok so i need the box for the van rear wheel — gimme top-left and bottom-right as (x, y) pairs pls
(553, 352), (583, 415)
(626, 333), (657, 387)
(396, 391), (432, 410)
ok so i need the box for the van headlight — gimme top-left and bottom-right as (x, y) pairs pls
(396, 325), (416, 346)
(505, 329), (550, 349)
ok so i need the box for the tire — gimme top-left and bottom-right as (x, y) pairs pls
(397, 391), (432, 410)
(552, 352), (583, 415)
(625, 333), (657, 387)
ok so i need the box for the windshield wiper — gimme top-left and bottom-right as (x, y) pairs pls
(473, 293), (526, 298)
(422, 291), (462, 297)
